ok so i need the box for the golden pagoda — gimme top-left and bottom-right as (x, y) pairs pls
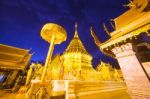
(62, 23), (94, 80)
(96, 61), (121, 81)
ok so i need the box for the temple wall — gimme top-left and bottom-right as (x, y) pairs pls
(112, 43), (150, 99)
(142, 62), (150, 77)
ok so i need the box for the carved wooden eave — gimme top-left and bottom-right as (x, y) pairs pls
(99, 12), (150, 58)
(0, 44), (32, 70)
(100, 23), (150, 49)
(0, 54), (32, 70)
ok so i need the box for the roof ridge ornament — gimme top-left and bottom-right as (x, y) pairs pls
(110, 19), (115, 30)
(103, 23), (111, 36)
(123, 0), (137, 8)
(90, 26), (101, 46)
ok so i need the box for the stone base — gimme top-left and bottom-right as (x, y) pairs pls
(25, 80), (51, 99)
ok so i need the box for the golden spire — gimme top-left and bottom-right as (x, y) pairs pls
(74, 22), (79, 38)
(64, 22), (89, 54)
(90, 26), (101, 46)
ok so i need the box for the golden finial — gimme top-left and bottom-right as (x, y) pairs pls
(75, 22), (78, 31)
(74, 22), (79, 38)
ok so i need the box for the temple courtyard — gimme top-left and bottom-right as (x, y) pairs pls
(0, 81), (130, 99)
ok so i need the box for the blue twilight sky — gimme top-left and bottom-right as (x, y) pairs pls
(0, 0), (129, 67)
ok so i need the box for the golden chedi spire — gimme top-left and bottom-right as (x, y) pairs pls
(62, 22), (93, 80)
(65, 23), (89, 55)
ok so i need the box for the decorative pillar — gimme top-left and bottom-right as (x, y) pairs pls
(112, 43), (150, 99)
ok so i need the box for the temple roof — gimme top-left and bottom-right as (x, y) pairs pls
(91, 1), (150, 57)
(64, 23), (89, 55)
(0, 44), (32, 70)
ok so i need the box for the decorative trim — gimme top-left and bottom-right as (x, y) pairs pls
(99, 24), (150, 57)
